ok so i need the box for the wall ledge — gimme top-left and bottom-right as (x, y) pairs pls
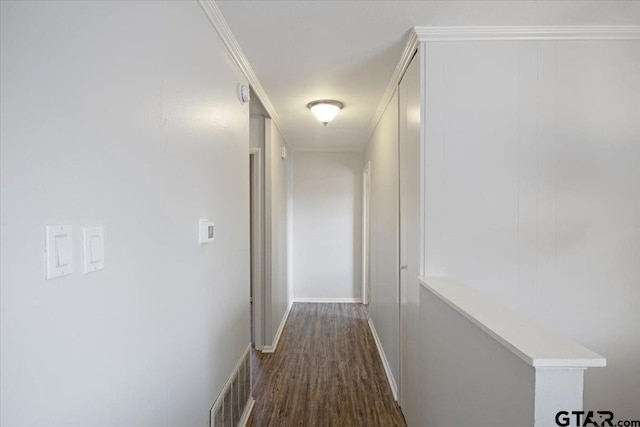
(419, 276), (606, 368)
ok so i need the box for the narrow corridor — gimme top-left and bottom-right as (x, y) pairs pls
(248, 303), (406, 426)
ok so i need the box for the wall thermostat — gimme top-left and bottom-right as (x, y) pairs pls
(199, 220), (215, 244)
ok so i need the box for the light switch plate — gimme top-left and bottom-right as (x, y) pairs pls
(83, 226), (104, 274)
(199, 220), (215, 244)
(45, 224), (73, 279)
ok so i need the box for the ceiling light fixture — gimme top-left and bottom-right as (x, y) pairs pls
(307, 100), (344, 126)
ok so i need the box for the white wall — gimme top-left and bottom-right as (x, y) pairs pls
(423, 39), (640, 419)
(420, 286), (535, 427)
(265, 119), (292, 344)
(250, 114), (265, 149)
(292, 151), (363, 301)
(0, 2), (250, 425)
(363, 92), (400, 387)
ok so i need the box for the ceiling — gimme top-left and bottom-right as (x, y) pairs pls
(216, 1), (640, 149)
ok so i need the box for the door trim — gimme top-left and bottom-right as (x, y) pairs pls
(362, 161), (371, 305)
(250, 147), (264, 350)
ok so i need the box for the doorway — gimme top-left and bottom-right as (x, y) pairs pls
(249, 147), (264, 350)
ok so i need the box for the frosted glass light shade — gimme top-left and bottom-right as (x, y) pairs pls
(307, 100), (343, 125)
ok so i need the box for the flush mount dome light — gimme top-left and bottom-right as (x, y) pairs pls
(307, 100), (344, 126)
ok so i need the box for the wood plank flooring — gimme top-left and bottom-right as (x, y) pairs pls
(248, 303), (406, 427)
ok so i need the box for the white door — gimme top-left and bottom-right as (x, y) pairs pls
(399, 50), (421, 427)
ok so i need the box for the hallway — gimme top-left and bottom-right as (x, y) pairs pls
(2, 2), (639, 426)
(248, 303), (406, 426)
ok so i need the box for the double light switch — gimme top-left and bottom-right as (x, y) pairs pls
(45, 225), (105, 279)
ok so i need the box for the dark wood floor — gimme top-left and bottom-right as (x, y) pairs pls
(248, 303), (406, 427)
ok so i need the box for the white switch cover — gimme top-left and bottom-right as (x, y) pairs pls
(83, 226), (104, 274)
(45, 224), (73, 279)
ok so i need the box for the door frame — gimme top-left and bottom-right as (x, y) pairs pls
(398, 48), (422, 424)
(250, 147), (265, 350)
(362, 161), (371, 305)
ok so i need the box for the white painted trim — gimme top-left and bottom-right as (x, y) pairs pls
(362, 161), (371, 305)
(198, 1), (282, 131)
(238, 398), (255, 427)
(365, 30), (418, 145)
(414, 25), (640, 42)
(261, 299), (293, 353)
(366, 24), (640, 148)
(418, 41), (426, 278)
(290, 147), (364, 153)
(293, 298), (363, 303)
(368, 319), (398, 401)
(264, 118), (274, 351)
(419, 276), (607, 368)
(287, 149), (294, 305)
(249, 147), (264, 351)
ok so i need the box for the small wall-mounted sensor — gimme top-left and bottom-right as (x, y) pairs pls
(199, 220), (215, 244)
(281, 146), (287, 160)
(237, 83), (250, 104)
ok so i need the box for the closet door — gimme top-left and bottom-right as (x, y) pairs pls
(398, 49), (421, 427)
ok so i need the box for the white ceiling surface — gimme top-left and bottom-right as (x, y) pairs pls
(217, 1), (640, 149)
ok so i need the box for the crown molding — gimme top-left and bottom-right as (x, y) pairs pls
(291, 147), (364, 153)
(364, 29), (419, 144)
(414, 25), (640, 42)
(198, 0), (282, 129)
(366, 25), (640, 147)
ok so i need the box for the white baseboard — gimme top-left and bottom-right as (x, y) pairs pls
(293, 297), (363, 303)
(368, 319), (398, 401)
(262, 300), (293, 353)
(238, 397), (255, 427)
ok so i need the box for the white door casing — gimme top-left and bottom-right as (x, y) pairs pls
(362, 162), (371, 305)
(398, 50), (422, 426)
